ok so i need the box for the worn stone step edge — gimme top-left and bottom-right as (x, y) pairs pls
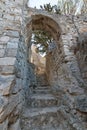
(22, 106), (59, 118)
(21, 124), (60, 130)
(35, 86), (50, 90)
(30, 94), (56, 100)
(33, 89), (51, 93)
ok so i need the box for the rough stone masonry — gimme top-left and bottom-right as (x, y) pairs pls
(0, 0), (87, 130)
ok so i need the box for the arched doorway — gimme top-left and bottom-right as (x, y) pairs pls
(24, 13), (63, 88)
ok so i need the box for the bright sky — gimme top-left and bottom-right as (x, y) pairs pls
(28, 0), (58, 9)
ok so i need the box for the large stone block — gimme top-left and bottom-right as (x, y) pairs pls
(68, 86), (84, 95)
(0, 75), (16, 96)
(4, 31), (19, 38)
(6, 48), (17, 57)
(3, 14), (14, 21)
(0, 57), (16, 66)
(75, 95), (87, 112)
(0, 36), (10, 45)
(7, 42), (18, 49)
(9, 38), (19, 43)
(0, 66), (15, 75)
(0, 49), (5, 58)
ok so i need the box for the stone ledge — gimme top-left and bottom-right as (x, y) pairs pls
(0, 57), (16, 66)
(4, 31), (19, 38)
(0, 66), (15, 75)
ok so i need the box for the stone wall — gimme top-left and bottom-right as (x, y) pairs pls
(0, 0), (32, 130)
(0, 1), (36, 129)
(0, 0), (22, 129)
(74, 16), (87, 85)
(45, 15), (87, 129)
(0, 1), (87, 129)
(77, 38), (87, 84)
(45, 15), (85, 92)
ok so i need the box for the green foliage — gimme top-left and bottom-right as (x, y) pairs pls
(31, 30), (53, 54)
(40, 3), (61, 14)
(40, 3), (53, 12)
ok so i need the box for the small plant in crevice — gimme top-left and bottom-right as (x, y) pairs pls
(40, 3), (61, 14)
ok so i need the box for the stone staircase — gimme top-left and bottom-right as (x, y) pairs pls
(36, 73), (49, 86)
(20, 74), (86, 130)
(20, 74), (61, 130)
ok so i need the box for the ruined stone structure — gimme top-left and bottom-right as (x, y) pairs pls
(0, 0), (87, 130)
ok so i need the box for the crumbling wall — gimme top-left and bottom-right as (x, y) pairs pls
(74, 16), (87, 85)
(0, 1), (22, 129)
(45, 15), (87, 129)
(45, 15), (84, 92)
(0, 1), (87, 129)
(0, 0), (32, 130)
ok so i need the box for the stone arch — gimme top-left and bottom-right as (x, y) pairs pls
(25, 13), (62, 47)
(24, 13), (66, 86)
(31, 14), (61, 40)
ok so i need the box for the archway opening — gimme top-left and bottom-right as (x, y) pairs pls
(30, 29), (57, 86)
(26, 14), (62, 87)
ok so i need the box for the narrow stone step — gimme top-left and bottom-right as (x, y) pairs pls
(33, 89), (51, 94)
(30, 94), (55, 100)
(21, 107), (60, 129)
(22, 106), (59, 117)
(21, 124), (61, 130)
(36, 86), (50, 90)
(34, 126), (61, 130)
(28, 94), (58, 107)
